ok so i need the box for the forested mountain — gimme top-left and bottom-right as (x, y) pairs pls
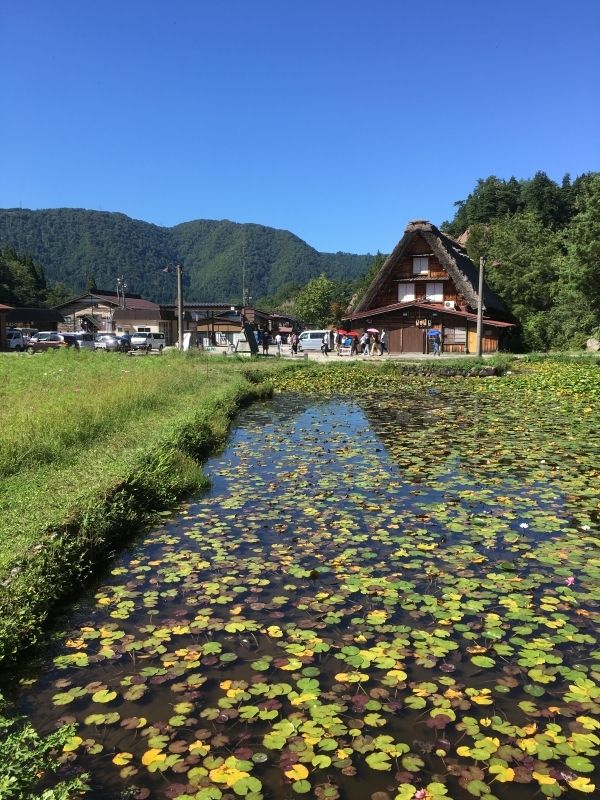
(442, 171), (600, 349)
(0, 209), (373, 304)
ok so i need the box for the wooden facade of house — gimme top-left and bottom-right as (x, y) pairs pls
(346, 220), (514, 354)
(6, 307), (64, 331)
(0, 303), (12, 349)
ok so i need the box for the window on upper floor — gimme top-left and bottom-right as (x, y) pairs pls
(425, 282), (444, 302)
(412, 256), (429, 275)
(398, 283), (415, 302)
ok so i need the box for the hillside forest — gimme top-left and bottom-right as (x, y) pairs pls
(1, 170), (599, 350)
(442, 171), (600, 350)
(0, 211), (372, 307)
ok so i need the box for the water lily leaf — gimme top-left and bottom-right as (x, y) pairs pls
(365, 752), (392, 771)
(92, 689), (117, 704)
(285, 764), (309, 781)
(62, 736), (83, 752)
(142, 748), (165, 767)
(488, 764), (515, 782)
(566, 776), (596, 793)
(401, 755), (425, 772)
(232, 775), (262, 796)
(292, 779), (312, 794)
(471, 656), (495, 669)
(112, 752), (133, 766)
(565, 755), (595, 773)
(312, 755), (332, 769)
(195, 789), (223, 800)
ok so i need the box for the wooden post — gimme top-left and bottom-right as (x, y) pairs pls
(476, 256), (485, 357)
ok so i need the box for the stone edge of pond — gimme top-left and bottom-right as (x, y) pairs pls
(0, 376), (273, 670)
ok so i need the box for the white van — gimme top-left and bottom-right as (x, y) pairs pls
(6, 329), (26, 351)
(297, 330), (331, 352)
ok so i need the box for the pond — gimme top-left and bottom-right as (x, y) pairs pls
(12, 386), (600, 800)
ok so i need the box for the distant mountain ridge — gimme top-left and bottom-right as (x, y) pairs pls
(0, 208), (373, 303)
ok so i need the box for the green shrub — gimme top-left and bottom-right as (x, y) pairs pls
(0, 692), (89, 799)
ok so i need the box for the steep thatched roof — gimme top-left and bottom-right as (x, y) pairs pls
(354, 220), (506, 314)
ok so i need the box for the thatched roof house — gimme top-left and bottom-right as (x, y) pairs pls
(345, 220), (514, 354)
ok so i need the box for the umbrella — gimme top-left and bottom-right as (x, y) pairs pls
(366, 328), (379, 334)
(344, 331), (360, 337)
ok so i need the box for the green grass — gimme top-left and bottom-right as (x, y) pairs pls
(0, 350), (292, 661)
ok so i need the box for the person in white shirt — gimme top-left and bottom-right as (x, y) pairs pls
(275, 332), (282, 356)
(380, 329), (387, 355)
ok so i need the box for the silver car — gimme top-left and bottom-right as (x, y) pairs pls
(71, 332), (96, 350)
(95, 333), (122, 352)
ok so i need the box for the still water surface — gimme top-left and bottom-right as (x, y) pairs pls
(14, 393), (600, 800)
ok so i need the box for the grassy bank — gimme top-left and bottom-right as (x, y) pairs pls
(0, 350), (283, 665)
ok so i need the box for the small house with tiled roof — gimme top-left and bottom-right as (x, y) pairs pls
(54, 290), (163, 335)
(345, 220), (514, 354)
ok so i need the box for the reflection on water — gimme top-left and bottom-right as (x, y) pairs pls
(12, 393), (600, 800)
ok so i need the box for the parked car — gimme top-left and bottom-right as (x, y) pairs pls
(297, 330), (331, 352)
(19, 328), (39, 342)
(8, 327), (38, 346)
(95, 333), (130, 352)
(6, 329), (25, 351)
(26, 332), (78, 352)
(130, 331), (166, 352)
(71, 332), (96, 350)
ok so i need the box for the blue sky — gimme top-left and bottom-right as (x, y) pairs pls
(1, 0), (599, 254)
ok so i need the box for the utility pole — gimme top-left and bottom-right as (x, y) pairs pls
(162, 264), (184, 349)
(242, 257), (247, 307)
(176, 264), (184, 351)
(476, 256), (485, 358)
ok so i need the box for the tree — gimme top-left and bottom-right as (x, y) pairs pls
(562, 174), (600, 319)
(45, 281), (73, 307)
(0, 250), (47, 306)
(521, 171), (569, 228)
(442, 177), (522, 236)
(85, 272), (97, 292)
(350, 251), (387, 309)
(292, 274), (336, 327)
(465, 213), (563, 349)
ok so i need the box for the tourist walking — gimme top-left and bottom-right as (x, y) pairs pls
(262, 332), (270, 356)
(290, 332), (298, 355)
(380, 329), (387, 355)
(321, 332), (330, 356)
(429, 329), (441, 356)
(275, 332), (282, 356)
(359, 332), (369, 354)
(335, 329), (343, 355)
